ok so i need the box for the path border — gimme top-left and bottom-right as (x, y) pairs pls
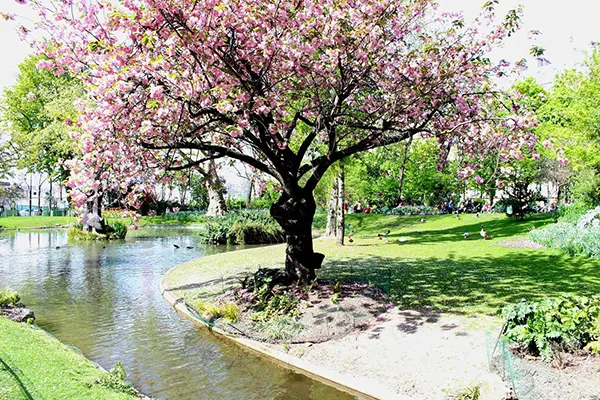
(160, 267), (406, 400)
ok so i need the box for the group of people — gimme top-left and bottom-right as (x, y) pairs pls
(350, 202), (372, 214)
(439, 198), (492, 215)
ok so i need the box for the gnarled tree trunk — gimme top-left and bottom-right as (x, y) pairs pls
(205, 161), (227, 217)
(271, 191), (324, 284)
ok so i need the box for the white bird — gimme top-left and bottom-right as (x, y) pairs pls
(463, 232), (470, 240)
(399, 236), (407, 242)
(480, 226), (490, 240)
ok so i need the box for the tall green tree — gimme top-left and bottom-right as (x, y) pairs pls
(1, 55), (82, 206)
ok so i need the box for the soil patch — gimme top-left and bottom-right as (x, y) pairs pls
(498, 240), (546, 249)
(492, 351), (600, 400)
(198, 280), (389, 344)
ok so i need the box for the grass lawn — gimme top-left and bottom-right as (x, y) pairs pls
(0, 215), (205, 230)
(0, 216), (77, 229)
(166, 213), (600, 315)
(0, 318), (137, 400)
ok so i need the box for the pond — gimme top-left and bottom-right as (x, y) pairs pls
(0, 229), (354, 399)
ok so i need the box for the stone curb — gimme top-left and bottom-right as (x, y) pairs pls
(160, 267), (408, 400)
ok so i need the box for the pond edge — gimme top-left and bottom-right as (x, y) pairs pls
(159, 265), (405, 400)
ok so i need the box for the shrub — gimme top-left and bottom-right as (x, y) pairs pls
(530, 209), (600, 259)
(230, 222), (285, 245)
(68, 221), (128, 241)
(0, 286), (20, 307)
(199, 210), (284, 245)
(556, 203), (589, 224)
(502, 296), (600, 362)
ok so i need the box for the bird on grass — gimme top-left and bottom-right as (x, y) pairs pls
(463, 232), (470, 240)
(348, 233), (354, 243)
(480, 226), (490, 240)
(399, 236), (407, 242)
(456, 213), (461, 220)
(173, 244), (180, 249)
(476, 212), (480, 218)
(419, 217), (426, 223)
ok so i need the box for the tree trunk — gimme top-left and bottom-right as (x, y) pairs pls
(49, 180), (53, 211)
(29, 174), (33, 216)
(397, 138), (412, 204)
(335, 169), (345, 245)
(205, 161), (227, 217)
(246, 178), (254, 208)
(37, 182), (42, 214)
(82, 194), (105, 233)
(271, 191), (324, 284)
(326, 179), (338, 237)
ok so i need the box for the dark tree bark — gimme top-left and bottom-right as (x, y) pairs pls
(335, 169), (345, 245)
(246, 178), (254, 208)
(270, 191), (324, 284)
(397, 138), (412, 203)
(325, 179), (338, 237)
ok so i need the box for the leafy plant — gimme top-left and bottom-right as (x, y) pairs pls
(502, 296), (600, 361)
(196, 301), (239, 322)
(451, 383), (481, 400)
(96, 361), (137, 396)
(0, 286), (20, 306)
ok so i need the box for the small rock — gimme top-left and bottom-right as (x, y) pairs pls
(1, 306), (35, 323)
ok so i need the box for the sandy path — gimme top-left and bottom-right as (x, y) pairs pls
(282, 309), (508, 399)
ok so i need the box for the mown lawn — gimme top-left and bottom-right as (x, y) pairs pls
(0, 216), (76, 229)
(166, 213), (600, 315)
(0, 318), (137, 400)
(0, 215), (205, 229)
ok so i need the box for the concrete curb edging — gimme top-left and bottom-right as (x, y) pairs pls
(160, 269), (407, 400)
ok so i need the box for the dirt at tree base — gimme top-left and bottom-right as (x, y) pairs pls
(212, 281), (390, 344)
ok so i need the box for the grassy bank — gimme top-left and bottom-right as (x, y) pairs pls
(0, 216), (76, 229)
(0, 318), (138, 400)
(0, 215), (203, 230)
(165, 213), (600, 315)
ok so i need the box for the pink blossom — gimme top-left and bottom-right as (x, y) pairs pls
(495, 179), (505, 189)
(475, 175), (485, 184)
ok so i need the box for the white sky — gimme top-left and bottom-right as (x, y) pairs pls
(0, 0), (598, 92)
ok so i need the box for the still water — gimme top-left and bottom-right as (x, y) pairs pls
(0, 229), (353, 399)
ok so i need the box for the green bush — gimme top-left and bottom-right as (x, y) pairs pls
(230, 222), (285, 245)
(199, 210), (284, 245)
(556, 203), (589, 224)
(530, 208), (600, 258)
(502, 296), (600, 361)
(68, 220), (128, 241)
(0, 286), (20, 306)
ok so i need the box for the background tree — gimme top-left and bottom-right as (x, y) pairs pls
(1, 55), (81, 208)
(25, 0), (537, 283)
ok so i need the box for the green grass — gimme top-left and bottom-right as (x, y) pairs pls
(0, 318), (137, 400)
(0, 215), (206, 230)
(0, 216), (76, 229)
(166, 213), (600, 315)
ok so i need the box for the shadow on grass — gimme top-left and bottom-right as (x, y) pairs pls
(318, 249), (600, 315)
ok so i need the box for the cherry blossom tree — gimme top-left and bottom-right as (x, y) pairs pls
(19, 0), (537, 283)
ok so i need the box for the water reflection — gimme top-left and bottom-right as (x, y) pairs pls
(0, 229), (354, 399)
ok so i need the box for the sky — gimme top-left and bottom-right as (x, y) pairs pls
(1, 0), (599, 92)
